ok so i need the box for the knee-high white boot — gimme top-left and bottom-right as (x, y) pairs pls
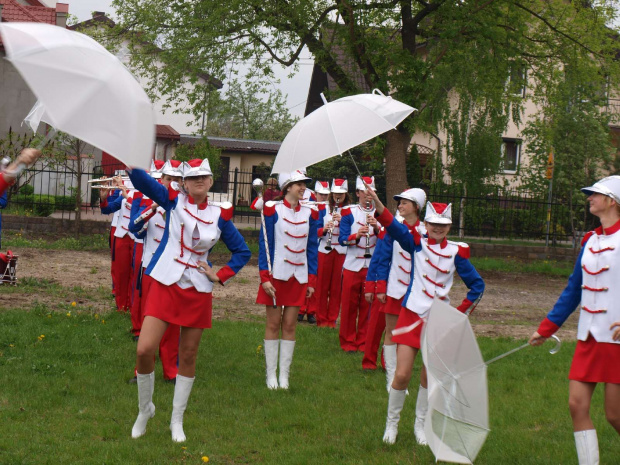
(170, 375), (195, 442)
(131, 371), (155, 438)
(383, 388), (407, 444)
(414, 386), (429, 445)
(384, 344), (397, 393)
(264, 339), (279, 390)
(574, 430), (599, 465)
(278, 340), (296, 390)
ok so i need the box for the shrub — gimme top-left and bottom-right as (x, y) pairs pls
(32, 195), (55, 217)
(19, 184), (34, 195)
(54, 195), (77, 211)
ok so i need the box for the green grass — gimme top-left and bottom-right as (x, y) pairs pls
(0, 308), (618, 464)
(3, 231), (109, 251)
(470, 256), (574, 277)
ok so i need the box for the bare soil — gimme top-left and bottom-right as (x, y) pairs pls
(2, 248), (578, 340)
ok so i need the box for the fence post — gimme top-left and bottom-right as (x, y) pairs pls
(231, 168), (239, 215)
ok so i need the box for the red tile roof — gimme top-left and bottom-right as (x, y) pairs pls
(0, 0), (59, 23)
(0, 0), (63, 47)
(156, 124), (181, 140)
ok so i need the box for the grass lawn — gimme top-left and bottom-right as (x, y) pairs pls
(0, 307), (618, 464)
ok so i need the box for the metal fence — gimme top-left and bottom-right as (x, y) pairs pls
(2, 163), (595, 245)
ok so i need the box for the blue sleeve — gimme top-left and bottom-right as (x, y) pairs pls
(374, 234), (393, 283)
(258, 211), (277, 273)
(365, 236), (384, 283)
(545, 247), (584, 327)
(0, 191), (7, 209)
(216, 215), (251, 275)
(338, 210), (356, 246)
(101, 190), (122, 214)
(307, 211), (319, 277)
(127, 169), (173, 210)
(128, 199), (147, 238)
(454, 255), (485, 303)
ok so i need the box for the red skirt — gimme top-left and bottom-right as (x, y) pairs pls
(381, 296), (404, 316)
(391, 307), (423, 349)
(256, 276), (307, 307)
(143, 275), (212, 328)
(569, 334), (620, 384)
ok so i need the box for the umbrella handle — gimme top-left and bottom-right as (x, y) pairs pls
(485, 335), (561, 366)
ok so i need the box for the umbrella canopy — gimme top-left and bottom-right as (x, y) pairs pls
(422, 299), (489, 464)
(271, 89), (415, 174)
(0, 22), (154, 169)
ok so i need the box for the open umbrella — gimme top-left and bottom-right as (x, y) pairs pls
(0, 22), (154, 169)
(422, 299), (489, 464)
(271, 89), (415, 174)
(421, 299), (561, 464)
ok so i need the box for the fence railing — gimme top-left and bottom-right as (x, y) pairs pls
(2, 163), (594, 245)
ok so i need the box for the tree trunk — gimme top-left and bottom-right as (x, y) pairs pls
(384, 128), (411, 212)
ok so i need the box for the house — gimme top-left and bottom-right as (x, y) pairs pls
(0, 0), (69, 139)
(304, 30), (620, 187)
(180, 135), (280, 204)
(70, 12), (223, 141)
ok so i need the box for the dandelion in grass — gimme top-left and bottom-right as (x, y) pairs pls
(71, 302), (76, 307)
(94, 314), (99, 319)
(37, 335), (45, 341)
(202, 457), (209, 463)
(9, 344), (14, 348)
(66, 312), (71, 317)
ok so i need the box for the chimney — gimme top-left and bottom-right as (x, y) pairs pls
(55, 3), (69, 28)
(93, 11), (106, 18)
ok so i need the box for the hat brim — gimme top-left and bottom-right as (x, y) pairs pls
(425, 218), (452, 225)
(151, 172), (163, 179)
(185, 170), (213, 177)
(316, 189), (330, 195)
(281, 176), (312, 189)
(331, 188), (348, 194)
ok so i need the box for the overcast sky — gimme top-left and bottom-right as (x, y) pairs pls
(59, 0), (314, 118)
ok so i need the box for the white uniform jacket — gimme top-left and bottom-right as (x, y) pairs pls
(113, 193), (136, 240)
(128, 169), (251, 293)
(538, 221), (620, 344)
(338, 204), (378, 271)
(317, 204), (347, 255)
(258, 199), (319, 286)
(375, 209), (485, 317)
(128, 193), (166, 269)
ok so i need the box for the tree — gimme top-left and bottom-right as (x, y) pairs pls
(205, 79), (298, 141)
(109, 0), (620, 209)
(173, 136), (223, 180)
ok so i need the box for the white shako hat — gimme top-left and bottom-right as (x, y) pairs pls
(394, 188), (426, 210)
(315, 180), (330, 195)
(150, 160), (164, 179)
(182, 158), (212, 177)
(424, 202), (452, 224)
(581, 176), (620, 204)
(162, 159), (183, 177)
(356, 176), (375, 191)
(331, 178), (348, 193)
(278, 170), (312, 190)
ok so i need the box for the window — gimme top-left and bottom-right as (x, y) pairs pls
(501, 139), (521, 173)
(507, 64), (527, 98)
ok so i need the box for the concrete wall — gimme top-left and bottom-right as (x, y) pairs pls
(0, 56), (38, 139)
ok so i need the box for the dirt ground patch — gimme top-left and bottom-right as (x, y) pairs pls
(1, 248), (578, 340)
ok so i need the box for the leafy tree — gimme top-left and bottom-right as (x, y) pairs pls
(205, 79), (298, 141)
(173, 136), (223, 180)
(109, 0), (620, 210)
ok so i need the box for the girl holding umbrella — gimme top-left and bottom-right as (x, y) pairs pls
(127, 158), (251, 442)
(530, 176), (620, 465)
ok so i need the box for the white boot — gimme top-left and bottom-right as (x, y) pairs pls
(383, 388), (406, 444)
(574, 430), (599, 465)
(414, 386), (428, 445)
(264, 339), (279, 390)
(131, 372), (155, 438)
(278, 340), (296, 390)
(170, 375), (195, 442)
(384, 344), (397, 393)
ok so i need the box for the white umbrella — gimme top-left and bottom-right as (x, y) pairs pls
(22, 100), (50, 133)
(271, 89), (415, 174)
(422, 299), (489, 464)
(0, 22), (154, 169)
